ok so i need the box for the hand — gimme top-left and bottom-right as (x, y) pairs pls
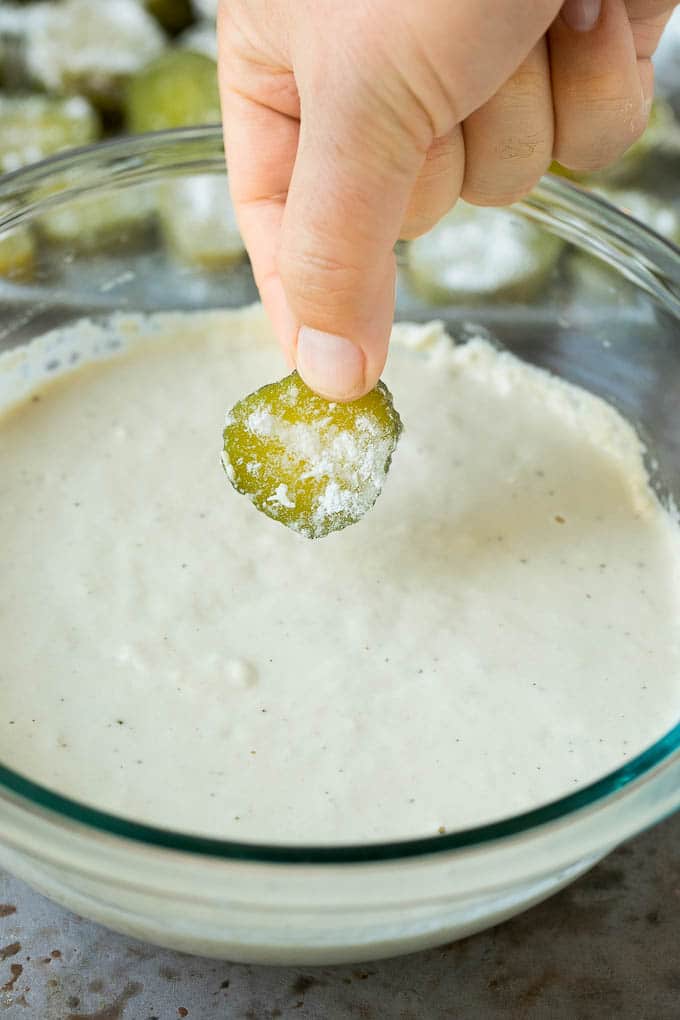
(218, 0), (675, 400)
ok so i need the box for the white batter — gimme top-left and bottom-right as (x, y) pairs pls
(0, 306), (678, 843)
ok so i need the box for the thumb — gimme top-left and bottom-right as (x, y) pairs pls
(278, 77), (431, 401)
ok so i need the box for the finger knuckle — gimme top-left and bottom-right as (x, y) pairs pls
(461, 150), (549, 207)
(555, 87), (647, 171)
(461, 182), (536, 207)
(496, 132), (552, 163)
(556, 123), (644, 172)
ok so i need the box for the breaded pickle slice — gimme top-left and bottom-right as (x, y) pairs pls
(125, 50), (220, 133)
(222, 372), (402, 539)
(407, 200), (562, 304)
(0, 94), (99, 174)
(24, 0), (165, 110)
(38, 185), (155, 251)
(158, 177), (245, 268)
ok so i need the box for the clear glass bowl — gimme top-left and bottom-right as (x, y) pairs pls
(0, 127), (679, 965)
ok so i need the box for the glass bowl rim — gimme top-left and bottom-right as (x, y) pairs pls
(0, 126), (679, 865)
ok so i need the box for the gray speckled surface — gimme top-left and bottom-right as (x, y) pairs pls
(0, 813), (679, 1019)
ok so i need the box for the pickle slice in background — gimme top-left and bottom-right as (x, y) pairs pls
(125, 49), (220, 133)
(0, 94), (99, 174)
(38, 184), (156, 252)
(24, 0), (165, 111)
(406, 200), (563, 305)
(158, 177), (245, 268)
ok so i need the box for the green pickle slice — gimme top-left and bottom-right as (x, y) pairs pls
(125, 50), (220, 133)
(222, 372), (403, 539)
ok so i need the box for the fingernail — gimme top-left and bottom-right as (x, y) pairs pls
(561, 0), (601, 31)
(296, 327), (365, 401)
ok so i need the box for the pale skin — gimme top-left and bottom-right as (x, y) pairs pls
(218, 0), (676, 401)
